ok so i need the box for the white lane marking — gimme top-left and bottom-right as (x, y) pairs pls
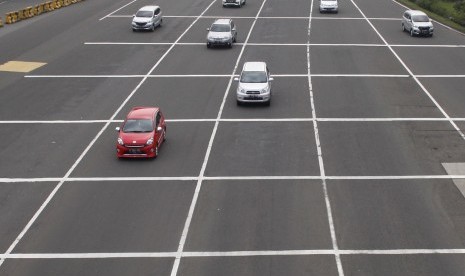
(0, 0), (217, 269)
(25, 74), (231, 78)
(4, 117), (465, 124)
(106, 15), (400, 20)
(307, 1), (344, 275)
(0, 1), (8, 5)
(3, 249), (465, 259)
(99, 0), (138, 21)
(350, 0), (465, 143)
(442, 163), (465, 199)
(0, 177), (197, 183)
(32, 72), (465, 79)
(417, 75), (465, 78)
(3, 175), (465, 183)
(392, 45), (465, 48)
(25, 74), (414, 78)
(169, 1), (269, 276)
(84, 42), (465, 48)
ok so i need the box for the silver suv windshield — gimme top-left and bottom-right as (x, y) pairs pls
(135, 11), (153, 17)
(123, 119), (153, 133)
(211, 24), (230, 32)
(412, 15), (429, 22)
(240, 71), (267, 83)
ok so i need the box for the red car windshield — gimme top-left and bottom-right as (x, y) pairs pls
(123, 119), (153, 133)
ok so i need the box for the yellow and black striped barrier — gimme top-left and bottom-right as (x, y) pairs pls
(4, 0), (85, 26)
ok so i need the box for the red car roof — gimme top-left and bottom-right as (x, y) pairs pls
(127, 107), (159, 119)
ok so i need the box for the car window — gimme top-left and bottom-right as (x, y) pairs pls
(136, 10), (153, 17)
(412, 15), (429, 22)
(240, 71), (268, 83)
(154, 8), (160, 15)
(155, 113), (161, 127)
(123, 119), (154, 132)
(211, 24), (230, 32)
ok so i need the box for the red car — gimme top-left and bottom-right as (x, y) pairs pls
(116, 107), (166, 158)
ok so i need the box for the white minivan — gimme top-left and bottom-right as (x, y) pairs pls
(132, 6), (163, 32)
(402, 10), (434, 37)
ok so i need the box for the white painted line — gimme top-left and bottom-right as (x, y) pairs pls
(3, 249), (465, 259)
(316, 118), (456, 122)
(85, 42), (204, 45)
(99, 0), (138, 21)
(392, 45), (465, 48)
(3, 175), (465, 183)
(417, 75), (465, 78)
(0, 0), (218, 269)
(85, 41), (465, 48)
(25, 74), (413, 78)
(25, 75), (146, 78)
(326, 175), (465, 180)
(0, 120), (114, 124)
(0, 177), (198, 183)
(185, 249), (465, 256)
(307, 1), (343, 275)
(25, 74), (231, 78)
(203, 176), (322, 181)
(442, 163), (465, 199)
(311, 74), (409, 77)
(105, 15), (400, 20)
(169, 1), (269, 276)
(350, 0), (465, 143)
(0, 1), (7, 5)
(3, 117), (465, 125)
(3, 253), (177, 258)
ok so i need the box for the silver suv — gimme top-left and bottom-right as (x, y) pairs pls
(319, 0), (338, 13)
(235, 62), (273, 106)
(402, 10), (434, 37)
(206, 19), (237, 48)
(222, 0), (246, 7)
(132, 6), (163, 32)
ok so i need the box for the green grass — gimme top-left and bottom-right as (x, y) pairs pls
(395, 0), (465, 34)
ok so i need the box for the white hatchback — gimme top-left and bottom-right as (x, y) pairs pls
(235, 62), (273, 106)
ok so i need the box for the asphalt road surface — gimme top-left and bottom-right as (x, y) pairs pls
(1, 0), (465, 275)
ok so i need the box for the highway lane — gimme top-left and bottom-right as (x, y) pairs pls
(1, 0), (465, 275)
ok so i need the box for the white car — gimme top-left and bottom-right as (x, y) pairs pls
(235, 62), (273, 106)
(132, 6), (163, 32)
(206, 18), (237, 48)
(402, 10), (434, 37)
(319, 0), (338, 13)
(222, 0), (246, 7)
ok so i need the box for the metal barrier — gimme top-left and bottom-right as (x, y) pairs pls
(3, 0), (85, 26)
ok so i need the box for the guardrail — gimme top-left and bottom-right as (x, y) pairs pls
(1, 0), (85, 27)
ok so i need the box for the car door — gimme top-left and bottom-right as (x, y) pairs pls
(231, 21), (237, 41)
(404, 12), (412, 31)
